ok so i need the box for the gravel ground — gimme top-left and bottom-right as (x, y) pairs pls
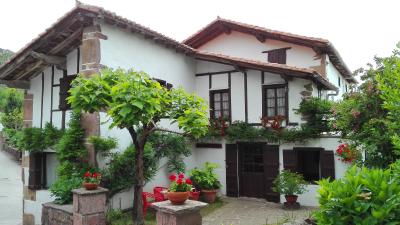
(203, 197), (317, 225)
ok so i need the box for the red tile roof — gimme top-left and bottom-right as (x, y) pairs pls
(0, 3), (342, 90)
(183, 18), (356, 83)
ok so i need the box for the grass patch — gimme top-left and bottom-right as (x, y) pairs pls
(106, 198), (226, 225)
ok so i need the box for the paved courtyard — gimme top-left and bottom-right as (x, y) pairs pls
(203, 197), (317, 225)
(0, 150), (22, 225)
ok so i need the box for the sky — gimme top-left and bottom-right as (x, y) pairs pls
(0, 0), (399, 72)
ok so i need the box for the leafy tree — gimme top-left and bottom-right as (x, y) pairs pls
(332, 55), (395, 168)
(0, 87), (23, 130)
(68, 68), (208, 224)
(377, 44), (400, 152)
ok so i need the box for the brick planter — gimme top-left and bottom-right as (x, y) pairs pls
(152, 200), (208, 225)
(72, 187), (108, 225)
(42, 202), (73, 225)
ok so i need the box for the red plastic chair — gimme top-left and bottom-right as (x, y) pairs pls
(153, 186), (168, 201)
(142, 192), (155, 216)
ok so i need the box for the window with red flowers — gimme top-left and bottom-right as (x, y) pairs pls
(210, 89), (230, 121)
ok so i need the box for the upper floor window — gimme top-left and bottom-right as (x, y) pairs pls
(262, 47), (291, 64)
(59, 75), (76, 110)
(338, 77), (341, 87)
(210, 89), (230, 120)
(262, 84), (288, 119)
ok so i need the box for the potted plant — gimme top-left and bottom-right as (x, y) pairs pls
(189, 188), (200, 201)
(272, 170), (307, 206)
(190, 162), (221, 203)
(83, 171), (101, 190)
(167, 173), (193, 205)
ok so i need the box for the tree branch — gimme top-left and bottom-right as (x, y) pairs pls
(153, 127), (192, 137)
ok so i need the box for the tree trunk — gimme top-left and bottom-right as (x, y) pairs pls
(132, 143), (145, 225)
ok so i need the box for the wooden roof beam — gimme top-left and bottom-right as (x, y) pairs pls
(0, 51), (32, 78)
(30, 52), (66, 70)
(48, 27), (83, 55)
(255, 34), (266, 43)
(0, 79), (30, 89)
(14, 60), (45, 80)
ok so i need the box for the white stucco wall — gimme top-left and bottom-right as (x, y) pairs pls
(280, 137), (350, 206)
(326, 56), (349, 101)
(198, 31), (320, 69)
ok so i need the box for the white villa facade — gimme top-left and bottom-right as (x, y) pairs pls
(0, 4), (356, 225)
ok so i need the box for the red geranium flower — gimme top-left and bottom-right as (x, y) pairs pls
(185, 178), (192, 185)
(169, 174), (176, 181)
(178, 173), (185, 179)
(177, 179), (183, 185)
(93, 172), (100, 178)
(84, 171), (91, 178)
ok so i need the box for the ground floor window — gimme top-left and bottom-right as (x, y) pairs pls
(283, 147), (335, 183)
(297, 149), (320, 182)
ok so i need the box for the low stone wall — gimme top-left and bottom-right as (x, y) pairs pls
(42, 202), (73, 225)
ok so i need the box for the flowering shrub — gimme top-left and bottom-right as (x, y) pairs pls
(83, 171), (101, 184)
(261, 115), (286, 131)
(336, 143), (359, 163)
(169, 173), (192, 192)
(209, 117), (229, 136)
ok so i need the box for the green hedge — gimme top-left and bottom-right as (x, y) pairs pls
(315, 162), (400, 224)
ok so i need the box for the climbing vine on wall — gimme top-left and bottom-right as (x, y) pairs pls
(201, 97), (333, 144)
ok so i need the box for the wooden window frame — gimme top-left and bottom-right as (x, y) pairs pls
(209, 89), (231, 122)
(263, 47), (291, 64)
(262, 84), (289, 121)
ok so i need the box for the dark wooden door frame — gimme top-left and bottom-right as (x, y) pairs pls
(226, 142), (280, 202)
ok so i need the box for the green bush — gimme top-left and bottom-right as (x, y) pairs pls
(43, 122), (63, 149)
(50, 112), (89, 204)
(272, 170), (307, 196)
(190, 162), (221, 190)
(88, 135), (117, 157)
(50, 175), (83, 204)
(101, 144), (158, 196)
(20, 127), (45, 152)
(55, 113), (87, 161)
(315, 163), (400, 224)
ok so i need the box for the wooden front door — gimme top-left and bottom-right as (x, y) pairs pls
(239, 143), (265, 198)
(236, 143), (279, 202)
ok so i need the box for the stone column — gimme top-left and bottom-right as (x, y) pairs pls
(80, 20), (107, 167)
(22, 92), (36, 225)
(152, 200), (208, 225)
(72, 188), (108, 225)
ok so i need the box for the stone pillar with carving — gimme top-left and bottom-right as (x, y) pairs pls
(152, 200), (208, 225)
(80, 20), (107, 167)
(72, 188), (108, 225)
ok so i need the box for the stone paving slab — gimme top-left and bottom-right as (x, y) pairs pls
(0, 150), (22, 225)
(203, 197), (317, 225)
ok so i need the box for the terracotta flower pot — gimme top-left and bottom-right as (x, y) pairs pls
(167, 191), (189, 205)
(189, 191), (200, 201)
(83, 182), (98, 190)
(202, 189), (218, 203)
(285, 195), (298, 204)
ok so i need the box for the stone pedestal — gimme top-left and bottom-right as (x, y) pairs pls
(72, 187), (108, 225)
(152, 200), (208, 225)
